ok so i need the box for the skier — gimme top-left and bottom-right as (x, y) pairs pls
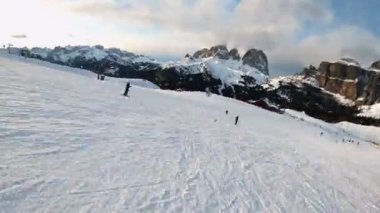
(225, 110), (229, 115)
(235, 115), (239, 125)
(205, 87), (211, 97)
(123, 82), (131, 97)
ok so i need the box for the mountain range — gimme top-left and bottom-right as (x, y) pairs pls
(15, 44), (380, 126)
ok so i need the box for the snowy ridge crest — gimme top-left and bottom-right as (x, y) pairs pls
(30, 45), (157, 66)
(28, 45), (269, 89)
(162, 56), (269, 86)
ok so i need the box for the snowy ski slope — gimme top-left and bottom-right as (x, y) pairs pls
(1, 55), (380, 212)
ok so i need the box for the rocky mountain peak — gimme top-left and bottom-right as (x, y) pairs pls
(192, 45), (229, 59)
(192, 48), (210, 59)
(242, 49), (269, 75)
(209, 45), (229, 59)
(229, 48), (240, 61)
(191, 45), (269, 75)
(371, 60), (380, 70)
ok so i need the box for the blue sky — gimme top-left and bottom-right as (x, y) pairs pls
(294, 0), (380, 41)
(1, 0), (380, 76)
(332, 0), (380, 36)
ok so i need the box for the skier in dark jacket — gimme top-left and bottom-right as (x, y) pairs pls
(123, 82), (131, 96)
(235, 116), (239, 125)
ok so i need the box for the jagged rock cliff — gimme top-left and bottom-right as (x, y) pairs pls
(191, 45), (268, 75)
(316, 59), (380, 105)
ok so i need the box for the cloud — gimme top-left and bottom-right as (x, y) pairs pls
(269, 26), (380, 75)
(67, 0), (332, 46)
(27, 0), (380, 76)
(11, 34), (27, 39)
(65, 1), (332, 47)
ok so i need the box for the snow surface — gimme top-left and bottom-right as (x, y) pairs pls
(0, 51), (159, 90)
(1, 55), (380, 212)
(358, 104), (380, 119)
(265, 75), (319, 91)
(163, 57), (269, 87)
(52, 46), (108, 63)
(337, 122), (380, 145)
(332, 58), (380, 73)
(369, 68), (380, 73)
(327, 91), (356, 107)
(333, 59), (361, 67)
(29, 46), (158, 66)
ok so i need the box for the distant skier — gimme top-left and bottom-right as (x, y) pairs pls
(235, 115), (239, 125)
(225, 110), (229, 115)
(123, 82), (131, 97)
(205, 87), (211, 97)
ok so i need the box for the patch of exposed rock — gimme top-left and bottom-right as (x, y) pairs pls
(192, 45), (269, 75)
(316, 60), (380, 104)
(242, 49), (269, 75)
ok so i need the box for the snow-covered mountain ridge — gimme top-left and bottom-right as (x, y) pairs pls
(28, 45), (268, 86)
(10, 46), (380, 126)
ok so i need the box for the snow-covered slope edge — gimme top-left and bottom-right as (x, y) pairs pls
(0, 50), (159, 89)
(358, 103), (380, 119)
(263, 65), (380, 126)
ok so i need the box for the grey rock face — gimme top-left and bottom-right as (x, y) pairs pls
(209, 45), (229, 60)
(193, 48), (210, 59)
(316, 61), (380, 104)
(229, 48), (240, 61)
(192, 45), (269, 75)
(242, 49), (269, 75)
(371, 60), (380, 70)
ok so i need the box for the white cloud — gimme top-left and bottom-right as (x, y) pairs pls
(2, 0), (380, 76)
(269, 26), (380, 75)
(59, 0), (343, 72)
(65, 0), (332, 50)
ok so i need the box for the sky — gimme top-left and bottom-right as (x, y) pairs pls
(1, 0), (380, 76)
